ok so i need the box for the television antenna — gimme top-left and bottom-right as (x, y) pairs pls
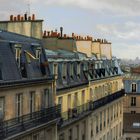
(27, 0), (31, 16)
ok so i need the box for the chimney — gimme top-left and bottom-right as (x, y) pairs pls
(32, 14), (35, 20)
(28, 16), (31, 20)
(76, 36), (78, 40)
(47, 31), (50, 36)
(17, 15), (21, 21)
(43, 30), (46, 37)
(72, 33), (74, 37)
(58, 33), (60, 37)
(24, 13), (27, 20)
(21, 16), (24, 21)
(14, 17), (17, 21)
(51, 30), (53, 36)
(64, 34), (66, 38)
(60, 27), (63, 38)
(10, 15), (13, 21)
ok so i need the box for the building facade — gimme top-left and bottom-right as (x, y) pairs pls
(0, 14), (124, 140)
(123, 72), (140, 140)
(0, 31), (60, 140)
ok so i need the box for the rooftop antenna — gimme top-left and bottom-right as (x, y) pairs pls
(27, 0), (31, 16)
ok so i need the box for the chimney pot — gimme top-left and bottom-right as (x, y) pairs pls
(58, 33), (60, 37)
(32, 14), (35, 20)
(47, 31), (50, 36)
(60, 27), (63, 38)
(24, 13), (27, 20)
(51, 30), (53, 36)
(10, 15), (13, 21)
(64, 34), (66, 38)
(17, 15), (21, 21)
(28, 16), (31, 20)
(21, 16), (24, 21)
(14, 17), (17, 21)
(43, 30), (46, 37)
(72, 33), (74, 37)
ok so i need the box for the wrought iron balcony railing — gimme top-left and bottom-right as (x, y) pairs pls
(0, 105), (61, 139)
(58, 89), (124, 127)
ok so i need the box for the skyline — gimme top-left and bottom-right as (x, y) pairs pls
(1, 0), (140, 59)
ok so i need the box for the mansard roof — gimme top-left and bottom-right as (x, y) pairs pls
(0, 30), (52, 83)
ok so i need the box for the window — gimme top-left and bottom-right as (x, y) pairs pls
(15, 44), (21, 67)
(132, 83), (137, 92)
(29, 91), (35, 113)
(91, 120), (93, 137)
(32, 133), (39, 140)
(82, 90), (85, 111)
(111, 106), (113, 121)
(133, 122), (140, 128)
(131, 111), (136, 114)
(77, 63), (80, 76)
(70, 63), (74, 78)
(131, 97), (136, 106)
(68, 129), (72, 140)
(74, 92), (78, 108)
(62, 63), (67, 79)
(115, 81), (118, 91)
(96, 116), (99, 134)
(100, 112), (102, 131)
(67, 94), (71, 109)
(90, 88), (93, 100)
(107, 108), (109, 124)
(0, 97), (4, 120)
(58, 97), (63, 107)
(82, 121), (86, 140)
(103, 135), (105, 140)
(53, 63), (58, 75)
(104, 110), (106, 127)
(76, 125), (79, 140)
(35, 47), (41, 61)
(126, 137), (131, 140)
(107, 132), (109, 140)
(59, 133), (64, 140)
(16, 93), (23, 117)
(44, 89), (51, 108)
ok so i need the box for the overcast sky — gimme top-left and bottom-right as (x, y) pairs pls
(1, 0), (140, 59)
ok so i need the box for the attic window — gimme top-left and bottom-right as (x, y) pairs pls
(14, 44), (22, 67)
(132, 83), (137, 92)
(36, 47), (41, 61)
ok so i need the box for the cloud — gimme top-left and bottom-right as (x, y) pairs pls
(96, 22), (140, 41)
(45, 0), (140, 16)
(112, 43), (140, 59)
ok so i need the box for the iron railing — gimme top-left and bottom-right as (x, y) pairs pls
(59, 89), (124, 126)
(0, 105), (61, 139)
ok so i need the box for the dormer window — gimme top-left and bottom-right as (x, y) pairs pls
(36, 47), (41, 62)
(70, 63), (74, 78)
(62, 63), (67, 80)
(77, 63), (80, 77)
(14, 44), (22, 67)
(132, 83), (137, 92)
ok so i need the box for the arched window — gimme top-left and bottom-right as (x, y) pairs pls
(132, 83), (137, 92)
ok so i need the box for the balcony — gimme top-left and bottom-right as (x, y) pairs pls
(58, 89), (124, 127)
(0, 105), (61, 139)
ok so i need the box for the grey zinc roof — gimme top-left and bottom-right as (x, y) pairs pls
(0, 30), (51, 82)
